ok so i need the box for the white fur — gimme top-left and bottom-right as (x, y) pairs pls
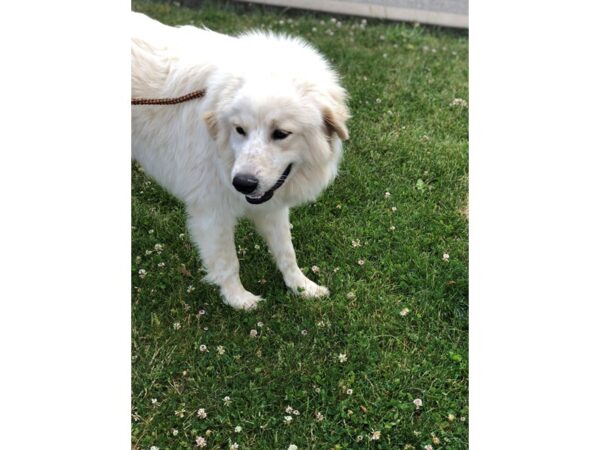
(131, 12), (349, 310)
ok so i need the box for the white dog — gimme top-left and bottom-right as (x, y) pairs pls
(131, 12), (349, 310)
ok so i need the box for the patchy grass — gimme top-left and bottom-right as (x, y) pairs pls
(131, 1), (468, 449)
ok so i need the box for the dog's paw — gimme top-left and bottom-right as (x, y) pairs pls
(289, 276), (330, 299)
(300, 283), (330, 299)
(222, 290), (263, 310)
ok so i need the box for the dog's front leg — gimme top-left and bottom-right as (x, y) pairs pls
(187, 209), (262, 310)
(251, 207), (329, 299)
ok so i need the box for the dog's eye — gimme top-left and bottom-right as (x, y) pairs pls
(235, 126), (246, 136)
(272, 129), (291, 140)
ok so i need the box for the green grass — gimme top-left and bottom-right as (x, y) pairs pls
(131, 1), (468, 449)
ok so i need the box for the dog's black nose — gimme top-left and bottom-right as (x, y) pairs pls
(232, 174), (259, 194)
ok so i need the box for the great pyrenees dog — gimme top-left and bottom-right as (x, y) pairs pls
(131, 12), (349, 310)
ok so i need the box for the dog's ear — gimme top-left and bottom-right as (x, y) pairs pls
(203, 111), (218, 139)
(323, 106), (349, 141)
(321, 85), (350, 141)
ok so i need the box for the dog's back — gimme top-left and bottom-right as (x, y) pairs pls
(131, 12), (232, 99)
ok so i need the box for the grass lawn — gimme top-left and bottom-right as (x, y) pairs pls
(131, 1), (468, 449)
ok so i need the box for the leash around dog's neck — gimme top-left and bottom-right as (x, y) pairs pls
(131, 88), (206, 105)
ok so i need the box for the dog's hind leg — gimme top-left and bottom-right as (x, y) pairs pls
(250, 207), (329, 299)
(187, 208), (262, 310)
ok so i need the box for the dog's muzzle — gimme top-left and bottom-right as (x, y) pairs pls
(245, 164), (293, 205)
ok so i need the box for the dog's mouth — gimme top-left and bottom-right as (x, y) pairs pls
(245, 164), (293, 205)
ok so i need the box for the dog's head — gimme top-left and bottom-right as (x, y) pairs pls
(203, 34), (349, 206)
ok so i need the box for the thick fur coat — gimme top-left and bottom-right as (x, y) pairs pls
(131, 12), (349, 309)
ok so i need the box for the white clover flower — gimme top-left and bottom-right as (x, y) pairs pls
(254, 244), (260, 250)
(338, 353), (348, 363)
(413, 398), (423, 408)
(384, 191), (391, 198)
(448, 414), (456, 422)
(199, 345), (208, 353)
(301, 330), (308, 336)
(357, 259), (365, 266)
(173, 322), (181, 330)
(425, 445), (434, 450)
(356, 435), (364, 442)
(138, 269), (147, 279)
(217, 345), (225, 355)
(148, 229), (154, 234)
(179, 233), (185, 240)
(172, 429), (178, 436)
(230, 443), (239, 450)
(150, 446), (159, 450)
(317, 321), (325, 327)
(284, 415), (293, 425)
(197, 408), (207, 419)
(157, 262), (165, 268)
(346, 291), (356, 300)
(389, 226), (396, 231)
(249, 329), (258, 338)
(197, 309), (206, 317)
(288, 445), (298, 450)
(293, 409), (300, 416)
(451, 98), (468, 108)
(346, 389), (353, 395)
(315, 411), (324, 422)
(311, 265), (320, 273)
(400, 308), (410, 316)
(285, 405), (294, 414)
(443, 253), (450, 262)
(154, 243), (164, 252)
(257, 321), (264, 328)
(432, 434), (441, 444)
(371, 430), (381, 441)
(223, 396), (232, 406)
(234, 425), (242, 433)
(392, 206), (397, 212)
(187, 285), (195, 293)
(151, 398), (157, 405)
(351, 239), (361, 248)
(195, 436), (207, 447)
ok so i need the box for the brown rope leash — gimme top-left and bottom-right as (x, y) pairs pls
(131, 88), (206, 105)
